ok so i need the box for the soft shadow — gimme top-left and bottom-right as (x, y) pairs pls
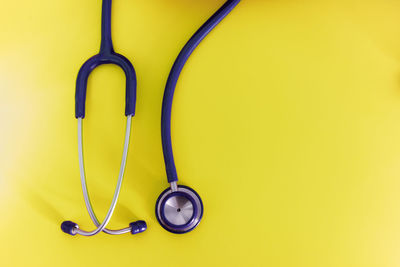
(23, 183), (139, 226)
(25, 189), (64, 225)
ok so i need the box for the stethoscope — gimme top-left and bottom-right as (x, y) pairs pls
(61, 0), (240, 236)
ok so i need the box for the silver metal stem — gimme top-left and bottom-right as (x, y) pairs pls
(74, 116), (133, 236)
(170, 181), (178, 192)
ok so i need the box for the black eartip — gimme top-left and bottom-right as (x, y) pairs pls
(61, 221), (78, 236)
(130, 220), (147, 235)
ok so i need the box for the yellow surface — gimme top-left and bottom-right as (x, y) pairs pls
(1, 0), (400, 266)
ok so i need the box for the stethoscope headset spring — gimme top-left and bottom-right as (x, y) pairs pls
(61, 0), (241, 236)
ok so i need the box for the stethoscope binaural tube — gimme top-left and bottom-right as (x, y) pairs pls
(157, 0), (241, 234)
(61, 0), (146, 237)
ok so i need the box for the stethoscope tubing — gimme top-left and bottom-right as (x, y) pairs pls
(100, 0), (114, 53)
(75, 0), (137, 119)
(161, 0), (241, 183)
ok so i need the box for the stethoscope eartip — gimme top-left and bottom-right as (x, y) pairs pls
(130, 220), (147, 235)
(61, 221), (78, 236)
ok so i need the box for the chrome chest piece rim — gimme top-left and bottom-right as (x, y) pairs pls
(156, 185), (203, 234)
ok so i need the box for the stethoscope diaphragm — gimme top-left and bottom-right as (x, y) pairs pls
(156, 185), (203, 234)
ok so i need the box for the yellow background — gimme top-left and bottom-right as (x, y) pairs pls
(1, 0), (400, 266)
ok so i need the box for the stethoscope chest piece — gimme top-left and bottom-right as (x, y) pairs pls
(156, 185), (203, 234)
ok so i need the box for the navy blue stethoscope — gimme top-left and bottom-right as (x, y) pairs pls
(61, 0), (240, 236)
